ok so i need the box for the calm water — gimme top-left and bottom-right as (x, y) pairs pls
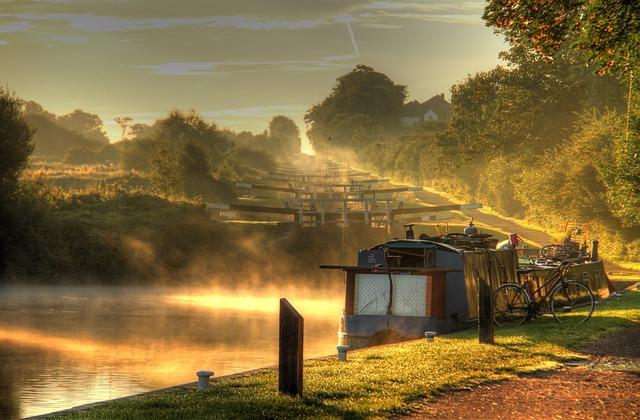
(0, 286), (342, 418)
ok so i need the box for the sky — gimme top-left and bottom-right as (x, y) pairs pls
(0, 0), (506, 148)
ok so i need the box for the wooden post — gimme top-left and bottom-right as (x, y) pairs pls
(364, 200), (370, 227)
(344, 271), (356, 315)
(478, 275), (494, 344)
(279, 298), (303, 396)
(385, 200), (392, 235)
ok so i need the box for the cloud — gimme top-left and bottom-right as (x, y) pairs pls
(0, 21), (32, 33)
(124, 104), (308, 122)
(0, 1), (367, 19)
(365, 1), (484, 13)
(132, 62), (215, 76)
(48, 34), (85, 44)
(0, 13), (332, 33)
(358, 1), (486, 25)
(131, 56), (357, 76)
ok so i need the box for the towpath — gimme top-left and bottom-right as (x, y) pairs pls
(412, 187), (639, 277)
(404, 325), (640, 419)
(414, 188), (553, 247)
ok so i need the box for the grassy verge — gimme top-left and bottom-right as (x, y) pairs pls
(57, 289), (640, 419)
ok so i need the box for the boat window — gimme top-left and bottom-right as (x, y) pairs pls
(386, 248), (436, 268)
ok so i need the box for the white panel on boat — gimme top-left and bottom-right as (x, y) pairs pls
(355, 274), (390, 315)
(392, 275), (427, 316)
(355, 274), (427, 316)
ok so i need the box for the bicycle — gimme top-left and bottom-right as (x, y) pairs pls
(493, 258), (596, 326)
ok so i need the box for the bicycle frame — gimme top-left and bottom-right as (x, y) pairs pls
(521, 262), (577, 316)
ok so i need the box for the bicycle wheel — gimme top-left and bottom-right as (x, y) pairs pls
(550, 281), (595, 323)
(494, 284), (530, 326)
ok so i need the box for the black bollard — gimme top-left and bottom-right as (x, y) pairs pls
(279, 298), (304, 396)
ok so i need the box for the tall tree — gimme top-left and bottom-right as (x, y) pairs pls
(57, 110), (109, 144)
(268, 116), (301, 155)
(114, 116), (132, 141)
(305, 65), (407, 151)
(153, 110), (230, 164)
(0, 89), (33, 195)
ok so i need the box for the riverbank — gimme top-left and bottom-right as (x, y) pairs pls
(49, 286), (640, 419)
(1, 186), (389, 286)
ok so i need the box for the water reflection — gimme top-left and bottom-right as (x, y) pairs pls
(0, 286), (342, 418)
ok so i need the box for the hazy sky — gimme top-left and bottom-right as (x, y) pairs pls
(0, 0), (506, 143)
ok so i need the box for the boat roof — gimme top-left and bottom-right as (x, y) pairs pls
(367, 239), (463, 254)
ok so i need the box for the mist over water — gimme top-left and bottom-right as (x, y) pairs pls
(0, 284), (343, 418)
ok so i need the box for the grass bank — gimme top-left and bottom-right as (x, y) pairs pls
(3, 184), (390, 285)
(55, 288), (640, 419)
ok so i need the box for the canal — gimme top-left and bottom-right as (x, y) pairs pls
(0, 285), (342, 418)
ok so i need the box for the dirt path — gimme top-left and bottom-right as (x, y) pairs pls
(414, 189), (554, 247)
(404, 326), (640, 419)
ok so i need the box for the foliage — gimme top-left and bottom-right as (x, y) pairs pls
(23, 101), (107, 159)
(483, 0), (640, 74)
(152, 110), (231, 165)
(305, 65), (407, 151)
(601, 112), (640, 227)
(63, 144), (120, 165)
(120, 137), (158, 171)
(114, 116), (133, 141)
(149, 145), (183, 196)
(268, 115), (301, 155)
(57, 109), (110, 144)
(448, 49), (625, 160)
(56, 290), (640, 419)
(0, 88), (33, 195)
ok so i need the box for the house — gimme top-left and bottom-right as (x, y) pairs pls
(400, 93), (451, 127)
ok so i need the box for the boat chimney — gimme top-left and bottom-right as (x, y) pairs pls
(590, 240), (599, 261)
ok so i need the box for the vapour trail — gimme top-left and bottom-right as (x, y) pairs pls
(344, 20), (360, 57)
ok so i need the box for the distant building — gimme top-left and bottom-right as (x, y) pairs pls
(400, 94), (451, 127)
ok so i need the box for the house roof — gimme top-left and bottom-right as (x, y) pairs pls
(402, 94), (451, 120)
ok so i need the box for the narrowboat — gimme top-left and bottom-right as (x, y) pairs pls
(320, 226), (614, 349)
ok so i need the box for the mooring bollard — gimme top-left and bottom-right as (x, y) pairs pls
(196, 370), (214, 391)
(424, 331), (437, 343)
(337, 345), (350, 361)
(279, 298), (304, 396)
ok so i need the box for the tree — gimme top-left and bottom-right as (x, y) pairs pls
(57, 110), (109, 144)
(21, 101), (110, 159)
(114, 116), (132, 141)
(0, 89), (34, 275)
(268, 116), (301, 155)
(446, 47), (625, 160)
(181, 141), (214, 198)
(149, 145), (182, 195)
(483, 0), (640, 74)
(152, 110), (230, 164)
(602, 112), (640, 227)
(305, 65), (407, 151)
(128, 123), (152, 139)
(0, 88), (33, 196)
